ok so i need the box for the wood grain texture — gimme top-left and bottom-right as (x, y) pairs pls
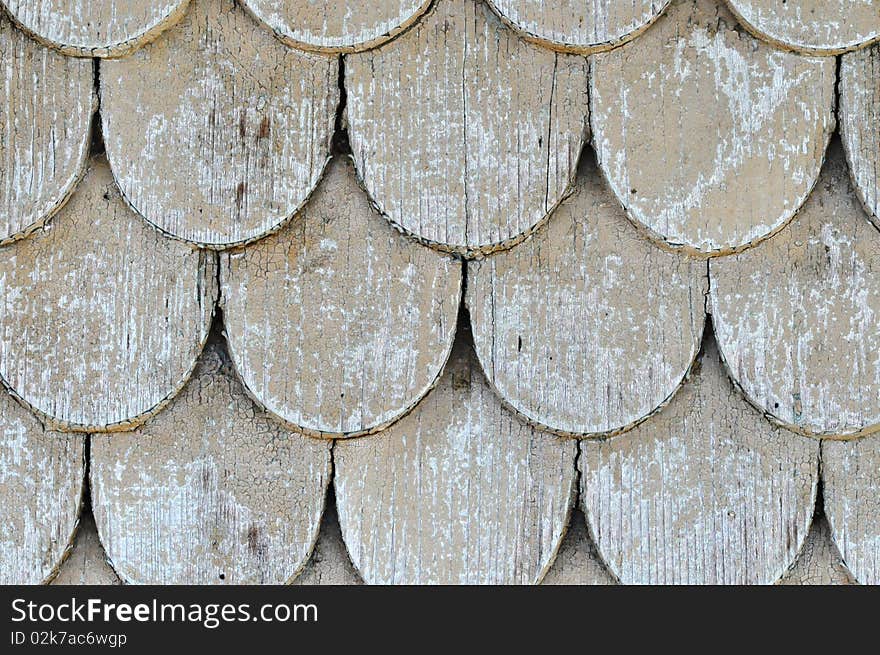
(841, 45), (880, 227)
(0, 388), (83, 584)
(823, 436), (880, 584)
(540, 509), (616, 585)
(467, 153), (706, 437)
(487, 0), (671, 53)
(0, 157), (216, 432)
(222, 158), (461, 437)
(580, 337), (819, 584)
(777, 516), (856, 585)
(334, 341), (577, 584)
(241, 0), (432, 52)
(591, 0), (835, 256)
(0, 14), (93, 244)
(1, 0), (191, 57)
(101, 0), (338, 248)
(725, 0), (880, 55)
(51, 513), (122, 586)
(711, 142), (880, 438)
(346, 0), (590, 256)
(91, 339), (332, 585)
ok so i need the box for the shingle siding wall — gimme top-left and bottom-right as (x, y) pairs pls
(1, 0), (878, 585)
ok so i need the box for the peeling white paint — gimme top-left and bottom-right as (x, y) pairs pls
(1, 0), (191, 57)
(101, 0), (338, 248)
(487, 0), (670, 53)
(242, 0), (432, 53)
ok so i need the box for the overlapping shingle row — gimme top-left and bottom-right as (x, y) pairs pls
(2, 0), (880, 585)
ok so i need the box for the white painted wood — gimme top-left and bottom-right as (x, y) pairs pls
(334, 342), (577, 584)
(711, 142), (880, 438)
(580, 337), (819, 584)
(487, 0), (671, 53)
(591, 0), (835, 255)
(1, 0), (191, 57)
(0, 157), (216, 432)
(777, 516), (856, 585)
(222, 158), (461, 437)
(823, 436), (880, 585)
(346, 0), (590, 256)
(241, 0), (432, 52)
(841, 44), (880, 227)
(0, 388), (84, 584)
(51, 513), (122, 586)
(467, 153), (706, 436)
(725, 0), (880, 55)
(0, 14), (93, 244)
(91, 339), (332, 585)
(101, 0), (338, 248)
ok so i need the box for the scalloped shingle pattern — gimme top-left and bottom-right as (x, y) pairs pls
(3, 0), (880, 585)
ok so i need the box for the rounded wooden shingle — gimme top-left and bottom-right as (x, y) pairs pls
(724, 0), (880, 56)
(467, 153), (706, 437)
(222, 158), (461, 437)
(101, 0), (338, 248)
(0, 157), (217, 432)
(241, 0), (432, 53)
(591, 0), (835, 256)
(841, 44), (880, 226)
(334, 342), (577, 584)
(1, 0), (191, 58)
(91, 339), (332, 585)
(0, 14), (93, 244)
(0, 389), (83, 584)
(346, 0), (590, 256)
(711, 142), (880, 438)
(823, 436), (880, 585)
(487, 0), (671, 53)
(580, 337), (819, 585)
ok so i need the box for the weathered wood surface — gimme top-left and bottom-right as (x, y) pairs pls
(0, 15), (93, 244)
(841, 45), (880, 227)
(591, 0), (835, 256)
(334, 341), (577, 584)
(467, 153), (705, 437)
(1, 0), (191, 57)
(777, 516), (856, 585)
(294, 496), (363, 585)
(487, 0), (670, 53)
(346, 0), (590, 256)
(0, 157), (216, 432)
(51, 513), (122, 586)
(823, 436), (880, 584)
(91, 339), (332, 585)
(725, 0), (880, 55)
(711, 142), (880, 438)
(0, 388), (83, 584)
(241, 0), (432, 52)
(580, 337), (819, 584)
(540, 509), (616, 585)
(101, 0), (338, 248)
(222, 158), (461, 437)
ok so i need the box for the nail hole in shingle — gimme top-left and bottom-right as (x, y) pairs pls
(219, 573), (225, 580)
